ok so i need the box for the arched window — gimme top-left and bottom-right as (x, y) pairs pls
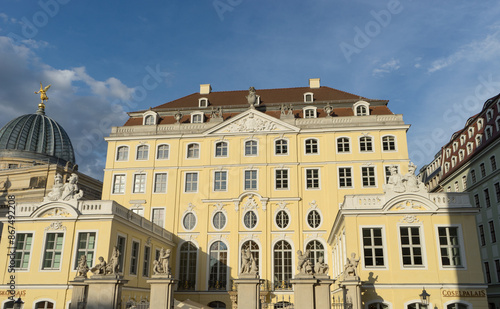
(207, 301), (226, 309)
(407, 303), (428, 309)
(241, 240), (259, 273)
(35, 301), (55, 309)
(191, 113), (203, 123)
(215, 141), (228, 157)
(136, 145), (149, 160)
(447, 303), (468, 309)
(116, 146), (129, 161)
(178, 242), (197, 291)
(360, 136), (373, 152)
(157, 144), (169, 159)
(382, 136), (396, 151)
(275, 139), (288, 155)
(208, 241), (228, 290)
(2, 300), (14, 309)
(305, 138), (318, 154)
(337, 137), (350, 153)
(273, 240), (292, 290)
(275, 302), (293, 308)
(368, 303), (389, 309)
(304, 92), (314, 103)
(144, 115), (155, 125)
(356, 105), (367, 115)
(245, 140), (258, 156)
(187, 143), (200, 158)
(306, 240), (325, 269)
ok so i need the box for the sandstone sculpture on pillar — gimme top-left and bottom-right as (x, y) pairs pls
(241, 247), (258, 275)
(314, 256), (329, 275)
(297, 249), (313, 275)
(76, 255), (89, 278)
(153, 248), (171, 276)
(344, 252), (360, 279)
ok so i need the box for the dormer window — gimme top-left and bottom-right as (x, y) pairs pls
(304, 92), (314, 103)
(458, 149), (465, 161)
(468, 127), (474, 138)
(467, 142), (473, 155)
(486, 125), (493, 139)
(452, 142), (458, 152)
(353, 101), (370, 116)
(191, 112), (204, 123)
(460, 135), (466, 145)
(476, 134), (483, 146)
(451, 156), (457, 167)
(496, 116), (500, 131)
(142, 110), (158, 125)
(477, 118), (484, 130)
(199, 98), (209, 108)
(445, 148), (451, 158)
(444, 162), (450, 173)
(303, 106), (317, 119)
(486, 109), (494, 121)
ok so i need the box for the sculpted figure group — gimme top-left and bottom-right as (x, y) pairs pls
(240, 247), (258, 275)
(90, 246), (120, 276)
(153, 248), (171, 276)
(387, 162), (423, 193)
(296, 249), (329, 276)
(46, 173), (84, 201)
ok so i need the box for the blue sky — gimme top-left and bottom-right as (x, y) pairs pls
(1, 0), (500, 180)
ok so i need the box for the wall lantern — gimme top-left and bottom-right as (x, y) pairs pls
(13, 298), (24, 309)
(419, 288), (430, 306)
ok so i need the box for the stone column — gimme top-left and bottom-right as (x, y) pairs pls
(290, 275), (317, 309)
(340, 277), (362, 309)
(85, 274), (128, 309)
(69, 277), (88, 309)
(234, 274), (261, 309)
(315, 275), (335, 309)
(147, 275), (178, 309)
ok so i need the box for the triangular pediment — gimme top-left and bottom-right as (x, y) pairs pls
(204, 109), (299, 135)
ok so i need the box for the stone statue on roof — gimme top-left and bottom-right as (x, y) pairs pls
(246, 87), (257, 108)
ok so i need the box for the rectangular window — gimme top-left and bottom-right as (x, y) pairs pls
(133, 174), (146, 193)
(14, 233), (33, 269)
(400, 227), (423, 266)
(360, 137), (373, 152)
(495, 183), (500, 202)
(154, 173), (167, 193)
(490, 221), (497, 243)
(152, 208), (165, 227)
(474, 194), (481, 208)
(471, 170), (477, 183)
(339, 167), (353, 188)
(479, 225), (486, 246)
(185, 172), (198, 192)
(214, 171), (227, 191)
(485, 189), (491, 208)
(481, 163), (486, 177)
(362, 167), (376, 187)
(438, 227), (462, 267)
(42, 233), (64, 270)
(244, 170), (258, 190)
(74, 232), (96, 269)
(113, 174), (126, 194)
(143, 246), (151, 277)
(275, 140), (288, 155)
(485, 262), (492, 283)
(275, 169), (289, 190)
(462, 175), (467, 190)
(305, 168), (320, 189)
(495, 260), (500, 283)
(117, 235), (126, 273)
(337, 138), (350, 153)
(362, 228), (384, 267)
(491, 156), (497, 171)
(130, 241), (140, 275)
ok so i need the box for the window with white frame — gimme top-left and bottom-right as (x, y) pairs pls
(144, 115), (155, 125)
(337, 137), (350, 153)
(136, 145), (149, 160)
(215, 141), (228, 157)
(362, 166), (376, 187)
(304, 107), (316, 118)
(305, 168), (320, 189)
(438, 227), (462, 267)
(446, 303), (468, 309)
(130, 241), (140, 275)
(199, 98), (209, 108)
(273, 240), (293, 290)
(117, 235), (126, 272)
(486, 126), (493, 139)
(214, 171), (227, 191)
(338, 167), (352, 188)
(306, 240), (324, 269)
(307, 210), (321, 228)
(208, 241), (228, 290)
(275, 169), (289, 190)
(191, 113), (203, 123)
(445, 148), (451, 158)
(444, 162), (450, 173)
(131, 207), (144, 217)
(152, 208), (165, 227)
(400, 227), (423, 266)
(178, 241), (197, 290)
(451, 156), (457, 167)
(187, 143), (200, 158)
(14, 233), (33, 269)
(478, 118), (484, 130)
(487, 109), (494, 121)
(476, 134), (483, 146)
(275, 139), (288, 155)
(462, 175), (467, 189)
(305, 138), (318, 154)
(360, 136), (373, 152)
(42, 232), (64, 269)
(454, 181), (459, 192)
(116, 146), (129, 161)
(244, 170), (258, 190)
(213, 211), (227, 230)
(458, 150), (464, 161)
(74, 232), (96, 269)
(142, 246), (151, 277)
(153, 173), (167, 193)
(460, 135), (466, 145)
(113, 174), (126, 194)
(185, 172), (198, 192)
(183, 212), (197, 230)
(34, 301), (55, 309)
(304, 92), (314, 103)
(468, 127), (474, 138)
(362, 228), (385, 267)
(467, 142), (473, 155)
(407, 303), (428, 309)
(356, 105), (368, 116)
(452, 142), (458, 152)
(275, 210), (290, 229)
(133, 174), (146, 193)
(157, 144), (169, 159)
(244, 210), (258, 229)
(245, 140), (258, 156)
(382, 136), (396, 151)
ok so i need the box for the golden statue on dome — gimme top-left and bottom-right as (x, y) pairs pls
(35, 82), (51, 109)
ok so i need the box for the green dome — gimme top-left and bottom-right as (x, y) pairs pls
(0, 110), (75, 164)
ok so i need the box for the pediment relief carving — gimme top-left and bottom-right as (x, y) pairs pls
(40, 207), (72, 218)
(390, 200), (428, 211)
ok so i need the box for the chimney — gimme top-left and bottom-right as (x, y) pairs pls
(200, 84), (211, 95)
(309, 78), (320, 89)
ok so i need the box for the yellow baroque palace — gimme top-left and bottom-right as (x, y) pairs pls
(0, 79), (489, 308)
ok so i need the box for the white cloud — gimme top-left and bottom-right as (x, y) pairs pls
(428, 29), (500, 73)
(372, 58), (400, 76)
